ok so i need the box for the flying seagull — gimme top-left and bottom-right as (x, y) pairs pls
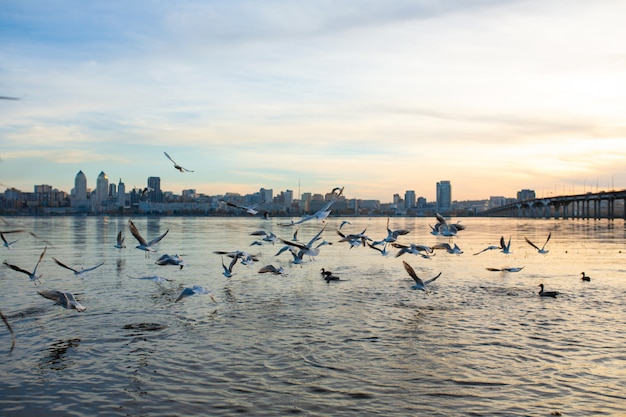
(128, 220), (169, 257)
(3, 246), (47, 285)
(1, 232), (18, 249)
(114, 231), (126, 249)
(52, 257), (104, 278)
(220, 200), (266, 215)
(38, 290), (86, 312)
(175, 285), (217, 303)
(164, 151), (194, 172)
(402, 260), (441, 293)
(525, 232), (551, 254)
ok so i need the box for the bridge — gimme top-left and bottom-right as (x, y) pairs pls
(478, 189), (626, 219)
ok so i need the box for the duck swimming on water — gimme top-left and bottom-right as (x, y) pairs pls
(580, 272), (591, 282)
(538, 283), (559, 297)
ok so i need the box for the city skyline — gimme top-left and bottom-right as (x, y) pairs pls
(1, 1), (625, 201)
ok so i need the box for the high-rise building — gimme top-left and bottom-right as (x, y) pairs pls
(95, 171), (109, 211)
(74, 170), (87, 200)
(147, 176), (162, 203)
(404, 190), (416, 209)
(282, 189), (293, 206)
(436, 180), (452, 212)
(260, 188), (273, 204)
(117, 179), (126, 208)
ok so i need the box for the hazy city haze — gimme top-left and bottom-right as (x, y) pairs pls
(1, 0), (625, 200)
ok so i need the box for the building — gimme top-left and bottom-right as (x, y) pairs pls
(73, 170), (87, 200)
(260, 188), (273, 204)
(94, 171), (109, 211)
(404, 190), (416, 209)
(436, 180), (452, 213)
(517, 189), (536, 201)
(147, 176), (163, 203)
(117, 179), (126, 208)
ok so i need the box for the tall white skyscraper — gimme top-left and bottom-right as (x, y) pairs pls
(74, 170), (87, 200)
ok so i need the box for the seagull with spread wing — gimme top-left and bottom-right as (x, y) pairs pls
(402, 261), (441, 293)
(3, 246), (47, 285)
(1, 232), (18, 249)
(525, 232), (551, 254)
(52, 257), (104, 278)
(164, 151), (194, 172)
(220, 200), (266, 215)
(38, 290), (86, 312)
(128, 220), (169, 257)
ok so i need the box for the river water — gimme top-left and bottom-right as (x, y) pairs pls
(0, 216), (624, 416)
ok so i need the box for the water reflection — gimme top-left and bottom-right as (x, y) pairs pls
(72, 216), (87, 247)
(39, 338), (81, 371)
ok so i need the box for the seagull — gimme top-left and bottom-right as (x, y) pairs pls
(279, 225), (328, 260)
(128, 220), (169, 257)
(275, 245), (305, 265)
(250, 230), (278, 245)
(3, 246), (47, 285)
(473, 244), (501, 256)
(221, 256), (237, 278)
(432, 242), (463, 255)
(339, 220), (351, 230)
(538, 283), (559, 297)
(52, 257), (104, 278)
(393, 242), (434, 258)
(127, 275), (172, 283)
(378, 217), (410, 244)
(114, 231), (126, 249)
(500, 236), (512, 254)
(402, 261), (441, 293)
(433, 213), (464, 237)
(37, 290), (86, 312)
(580, 272), (591, 282)
(473, 236), (512, 256)
(525, 232), (551, 254)
(155, 253), (186, 269)
(258, 264), (286, 275)
(1, 232), (18, 249)
(220, 200), (266, 215)
(282, 187), (344, 226)
(175, 285), (217, 303)
(164, 151), (194, 172)
(367, 241), (390, 257)
(213, 250), (259, 265)
(486, 267), (524, 272)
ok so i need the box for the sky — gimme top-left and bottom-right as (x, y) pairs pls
(1, 0), (625, 202)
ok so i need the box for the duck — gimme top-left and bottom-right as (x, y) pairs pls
(580, 272), (591, 282)
(320, 268), (340, 282)
(538, 283), (559, 297)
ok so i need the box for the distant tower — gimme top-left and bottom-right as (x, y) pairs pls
(404, 190), (416, 209)
(117, 179), (126, 208)
(436, 180), (452, 213)
(93, 171), (109, 211)
(74, 170), (87, 200)
(147, 176), (162, 203)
